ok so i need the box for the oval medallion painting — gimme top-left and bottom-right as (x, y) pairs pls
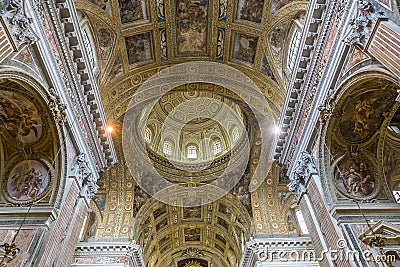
(7, 160), (50, 201)
(0, 91), (43, 143)
(334, 157), (377, 199)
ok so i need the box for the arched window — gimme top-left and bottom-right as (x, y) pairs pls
(232, 127), (240, 142)
(145, 128), (152, 143)
(213, 140), (222, 155)
(393, 191), (400, 203)
(187, 145), (197, 159)
(163, 141), (172, 155)
(295, 209), (309, 235)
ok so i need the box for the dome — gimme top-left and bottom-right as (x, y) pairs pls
(134, 84), (251, 183)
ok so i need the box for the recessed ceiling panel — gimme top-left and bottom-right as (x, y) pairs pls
(125, 31), (154, 68)
(236, 0), (265, 24)
(119, 0), (148, 24)
(231, 32), (259, 67)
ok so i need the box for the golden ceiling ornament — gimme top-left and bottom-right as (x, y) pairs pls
(184, 260), (202, 267)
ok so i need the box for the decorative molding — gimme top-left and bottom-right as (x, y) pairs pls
(239, 239), (258, 267)
(70, 153), (98, 199)
(74, 240), (145, 267)
(288, 152), (317, 199)
(318, 93), (335, 123)
(0, 0), (38, 48)
(344, 0), (385, 49)
(43, 0), (116, 168)
(181, 247), (205, 258)
(239, 237), (315, 266)
(273, 0), (329, 162)
(48, 88), (67, 124)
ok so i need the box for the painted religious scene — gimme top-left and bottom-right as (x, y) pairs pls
(270, 0), (297, 15)
(184, 228), (201, 242)
(334, 157), (376, 198)
(175, 0), (209, 55)
(237, 0), (265, 23)
(232, 32), (258, 67)
(119, 0), (147, 24)
(125, 32), (153, 68)
(0, 91), (43, 143)
(338, 89), (396, 143)
(6, 160), (50, 201)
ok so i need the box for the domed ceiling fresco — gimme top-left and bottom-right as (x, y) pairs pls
(75, 0), (308, 266)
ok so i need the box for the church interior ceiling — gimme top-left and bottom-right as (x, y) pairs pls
(0, 80), (61, 207)
(72, 0), (308, 265)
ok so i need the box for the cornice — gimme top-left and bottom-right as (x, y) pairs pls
(42, 0), (116, 169)
(75, 240), (145, 266)
(273, 0), (332, 163)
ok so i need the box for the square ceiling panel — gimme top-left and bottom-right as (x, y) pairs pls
(119, 0), (149, 24)
(172, 0), (212, 57)
(230, 31), (259, 68)
(125, 31), (154, 69)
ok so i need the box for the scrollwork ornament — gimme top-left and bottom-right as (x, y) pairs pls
(181, 247), (205, 258)
(318, 94), (335, 123)
(287, 151), (318, 199)
(70, 153), (98, 199)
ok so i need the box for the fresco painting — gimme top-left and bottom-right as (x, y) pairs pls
(0, 91), (43, 143)
(7, 160), (49, 201)
(232, 33), (258, 66)
(176, 0), (208, 54)
(125, 32), (153, 67)
(237, 0), (265, 23)
(119, 0), (147, 24)
(334, 157), (376, 198)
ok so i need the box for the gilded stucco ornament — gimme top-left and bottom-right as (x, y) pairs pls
(288, 152), (318, 199)
(70, 153), (98, 199)
(181, 247), (205, 258)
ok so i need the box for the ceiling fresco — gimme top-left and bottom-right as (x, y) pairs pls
(325, 78), (400, 203)
(74, 0), (308, 265)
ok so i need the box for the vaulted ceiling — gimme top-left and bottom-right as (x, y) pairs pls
(75, 0), (308, 266)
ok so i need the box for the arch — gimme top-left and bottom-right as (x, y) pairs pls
(322, 69), (400, 203)
(0, 71), (65, 208)
(163, 140), (173, 156)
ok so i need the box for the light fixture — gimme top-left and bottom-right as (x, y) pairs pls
(0, 204), (33, 266)
(106, 126), (113, 133)
(273, 125), (281, 135)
